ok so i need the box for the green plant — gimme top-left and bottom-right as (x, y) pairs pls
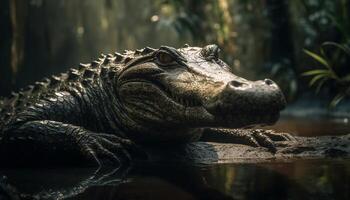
(303, 42), (350, 107)
(327, 0), (350, 42)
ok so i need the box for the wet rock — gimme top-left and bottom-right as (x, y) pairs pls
(145, 134), (350, 164)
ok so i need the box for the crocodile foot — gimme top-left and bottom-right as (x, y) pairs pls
(249, 129), (296, 152)
(78, 133), (146, 167)
(201, 128), (296, 153)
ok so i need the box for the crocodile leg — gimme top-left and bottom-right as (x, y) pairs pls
(0, 120), (139, 167)
(200, 128), (295, 152)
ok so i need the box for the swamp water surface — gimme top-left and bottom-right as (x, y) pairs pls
(0, 116), (349, 200)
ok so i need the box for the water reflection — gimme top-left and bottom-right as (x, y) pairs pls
(267, 116), (350, 136)
(0, 160), (349, 200)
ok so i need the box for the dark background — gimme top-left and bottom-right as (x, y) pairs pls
(1, 0), (349, 105)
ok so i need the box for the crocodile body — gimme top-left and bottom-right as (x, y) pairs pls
(0, 44), (291, 166)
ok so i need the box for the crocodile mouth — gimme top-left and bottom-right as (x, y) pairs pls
(203, 92), (284, 127)
(162, 87), (202, 107)
(120, 79), (203, 108)
(119, 80), (281, 127)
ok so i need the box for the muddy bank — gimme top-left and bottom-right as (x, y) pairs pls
(145, 134), (350, 164)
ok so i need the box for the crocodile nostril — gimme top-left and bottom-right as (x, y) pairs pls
(264, 79), (274, 86)
(229, 80), (243, 88)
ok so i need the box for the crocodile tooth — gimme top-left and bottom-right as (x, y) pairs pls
(183, 44), (190, 48)
(107, 54), (114, 58)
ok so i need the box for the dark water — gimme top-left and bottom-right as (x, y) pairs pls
(0, 117), (349, 200)
(0, 160), (349, 200)
(267, 116), (350, 136)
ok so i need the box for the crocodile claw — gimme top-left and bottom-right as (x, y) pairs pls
(78, 133), (146, 167)
(250, 129), (295, 153)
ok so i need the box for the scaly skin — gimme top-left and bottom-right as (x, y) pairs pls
(0, 44), (292, 167)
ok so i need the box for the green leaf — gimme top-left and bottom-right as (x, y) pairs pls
(303, 49), (331, 69)
(315, 78), (328, 94)
(340, 74), (350, 82)
(302, 69), (331, 76)
(330, 93), (345, 108)
(322, 42), (350, 57)
(309, 74), (330, 87)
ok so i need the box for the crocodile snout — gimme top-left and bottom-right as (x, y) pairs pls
(204, 78), (286, 126)
(224, 78), (286, 111)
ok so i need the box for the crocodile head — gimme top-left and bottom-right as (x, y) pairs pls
(117, 44), (286, 141)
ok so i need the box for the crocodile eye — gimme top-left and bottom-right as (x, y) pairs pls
(156, 51), (175, 65)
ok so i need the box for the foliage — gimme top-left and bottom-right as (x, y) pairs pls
(153, 0), (236, 60)
(294, 0), (350, 47)
(327, 0), (350, 42)
(299, 0), (350, 107)
(303, 42), (350, 107)
(268, 59), (298, 102)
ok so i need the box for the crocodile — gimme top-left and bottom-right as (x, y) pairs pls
(0, 44), (292, 167)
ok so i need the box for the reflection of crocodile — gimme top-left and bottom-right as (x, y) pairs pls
(0, 44), (292, 166)
(0, 162), (320, 200)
